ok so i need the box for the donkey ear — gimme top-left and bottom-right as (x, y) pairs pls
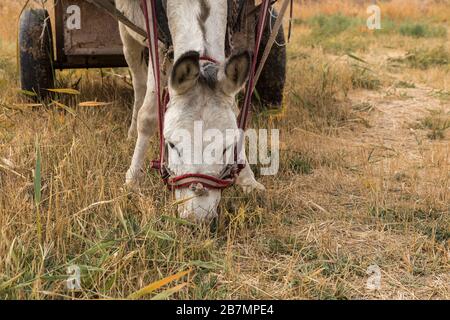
(221, 51), (251, 95)
(170, 51), (200, 95)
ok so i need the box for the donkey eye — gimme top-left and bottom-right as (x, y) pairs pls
(168, 142), (182, 157)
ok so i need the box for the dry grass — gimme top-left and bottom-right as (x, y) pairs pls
(0, 0), (449, 300)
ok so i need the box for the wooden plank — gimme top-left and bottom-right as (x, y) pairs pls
(61, 0), (124, 56)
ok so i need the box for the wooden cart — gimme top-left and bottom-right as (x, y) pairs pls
(19, 0), (126, 95)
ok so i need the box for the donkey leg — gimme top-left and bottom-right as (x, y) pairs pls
(235, 160), (266, 194)
(126, 45), (169, 187)
(119, 24), (148, 140)
(125, 75), (158, 187)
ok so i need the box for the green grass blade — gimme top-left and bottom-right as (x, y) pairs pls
(34, 136), (42, 244)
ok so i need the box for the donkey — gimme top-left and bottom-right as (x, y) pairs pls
(115, 0), (264, 221)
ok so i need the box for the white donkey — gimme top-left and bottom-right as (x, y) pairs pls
(116, 0), (264, 221)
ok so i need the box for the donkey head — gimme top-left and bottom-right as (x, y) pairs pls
(164, 51), (252, 222)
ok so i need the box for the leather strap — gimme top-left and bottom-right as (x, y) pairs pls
(88, 0), (172, 46)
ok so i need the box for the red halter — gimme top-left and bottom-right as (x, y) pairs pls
(140, 0), (272, 190)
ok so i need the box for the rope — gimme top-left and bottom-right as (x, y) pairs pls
(87, 0), (147, 39)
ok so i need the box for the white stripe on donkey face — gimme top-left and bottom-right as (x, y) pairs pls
(116, 0), (264, 222)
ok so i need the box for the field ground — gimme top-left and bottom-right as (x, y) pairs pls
(0, 1), (449, 299)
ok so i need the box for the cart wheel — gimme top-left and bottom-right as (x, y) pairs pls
(19, 8), (55, 98)
(255, 9), (287, 109)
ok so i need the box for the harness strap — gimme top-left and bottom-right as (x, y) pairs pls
(238, 0), (271, 131)
(168, 174), (235, 190)
(199, 56), (219, 64)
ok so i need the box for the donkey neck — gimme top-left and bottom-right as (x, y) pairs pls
(166, 0), (227, 62)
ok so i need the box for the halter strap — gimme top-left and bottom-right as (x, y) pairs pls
(168, 174), (235, 190)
